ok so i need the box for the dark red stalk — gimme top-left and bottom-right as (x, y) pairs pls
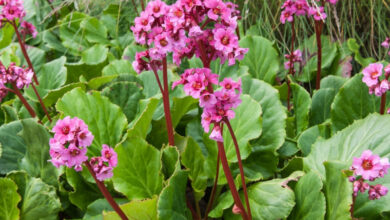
(84, 162), (128, 220)
(380, 93), (386, 114)
(11, 21), (38, 85)
(186, 198), (200, 220)
(350, 193), (356, 218)
(150, 64), (165, 94)
(140, 0), (145, 11)
(11, 83), (36, 118)
(315, 20), (323, 90)
(287, 18), (295, 111)
(204, 153), (220, 220)
(216, 140), (250, 220)
(162, 57), (175, 146)
(225, 119), (251, 219)
(31, 83), (52, 122)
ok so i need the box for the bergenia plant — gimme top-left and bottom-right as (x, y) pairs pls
(49, 116), (128, 220)
(349, 150), (390, 218)
(132, 0), (251, 218)
(0, 0), (51, 122)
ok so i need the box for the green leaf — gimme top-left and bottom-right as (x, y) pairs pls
(43, 82), (87, 106)
(304, 114), (390, 178)
(331, 74), (380, 131)
(0, 23), (14, 50)
(18, 119), (59, 186)
(103, 197), (157, 220)
(102, 60), (134, 76)
(291, 83), (311, 137)
(7, 171), (61, 220)
(289, 172), (326, 220)
(209, 192), (234, 218)
(80, 17), (109, 44)
(25, 56), (67, 102)
(242, 77), (286, 152)
(181, 137), (208, 195)
(0, 121), (25, 174)
(309, 88), (338, 125)
(17, 46), (45, 72)
(347, 38), (375, 67)
(323, 161), (352, 220)
(2, 105), (18, 123)
(81, 44), (109, 65)
(0, 178), (21, 220)
(56, 88), (128, 155)
(239, 36), (279, 84)
(240, 150), (278, 181)
(157, 170), (191, 220)
(113, 137), (163, 200)
(66, 60), (107, 84)
(223, 94), (262, 162)
(161, 146), (180, 180)
(66, 168), (102, 210)
(297, 123), (331, 156)
(320, 75), (347, 90)
(83, 198), (128, 220)
(102, 82), (144, 122)
(127, 98), (159, 138)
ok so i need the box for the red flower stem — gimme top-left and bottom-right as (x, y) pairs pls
(186, 198), (200, 220)
(84, 162), (128, 220)
(140, 0), (145, 11)
(11, 21), (38, 85)
(216, 140), (250, 220)
(287, 18), (295, 111)
(11, 83), (37, 118)
(236, 26), (241, 40)
(315, 20), (323, 90)
(150, 64), (165, 94)
(224, 119), (251, 219)
(31, 83), (52, 122)
(204, 152), (220, 220)
(350, 193), (356, 218)
(162, 57), (175, 146)
(201, 18), (212, 29)
(380, 93), (386, 114)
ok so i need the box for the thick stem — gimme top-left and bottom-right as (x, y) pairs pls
(380, 93), (386, 114)
(204, 153), (220, 220)
(315, 21), (323, 90)
(216, 141), (250, 220)
(225, 119), (251, 219)
(162, 57), (175, 146)
(31, 83), (52, 122)
(11, 83), (37, 118)
(186, 198), (200, 220)
(11, 21), (38, 85)
(350, 193), (356, 219)
(84, 162), (128, 220)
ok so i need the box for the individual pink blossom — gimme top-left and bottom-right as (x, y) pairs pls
(382, 37), (390, 49)
(353, 179), (369, 196)
(209, 124), (223, 142)
(351, 150), (383, 180)
(309, 6), (327, 21)
(384, 64), (390, 77)
(146, 0), (168, 17)
(101, 144), (118, 167)
(52, 116), (77, 144)
(220, 78), (241, 93)
(73, 118), (94, 147)
(183, 73), (207, 98)
(362, 63), (383, 87)
(63, 144), (88, 168)
(379, 158), (390, 177)
(205, 0), (230, 21)
(374, 80), (389, 96)
(20, 21), (37, 38)
(133, 11), (155, 32)
(154, 32), (172, 54)
(200, 92), (217, 108)
(0, 85), (8, 102)
(213, 28), (238, 54)
(294, 0), (309, 16)
(280, 9), (294, 24)
(95, 166), (114, 181)
(368, 184), (388, 200)
(232, 204), (241, 214)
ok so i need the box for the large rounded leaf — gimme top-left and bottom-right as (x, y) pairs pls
(7, 171), (61, 220)
(56, 88), (128, 154)
(304, 114), (390, 177)
(0, 178), (21, 220)
(0, 121), (25, 174)
(239, 36), (280, 84)
(222, 94), (262, 162)
(103, 197), (158, 220)
(113, 137), (163, 200)
(331, 74), (380, 131)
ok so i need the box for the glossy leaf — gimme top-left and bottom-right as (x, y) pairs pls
(0, 178), (21, 220)
(291, 83), (311, 137)
(0, 121), (25, 174)
(103, 197), (157, 220)
(81, 44), (109, 65)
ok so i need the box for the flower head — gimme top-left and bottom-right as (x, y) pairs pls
(362, 63), (383, 87)
(101, 144), (118, 167)
(351, 150), (384, 180)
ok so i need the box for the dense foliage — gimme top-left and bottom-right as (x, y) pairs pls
(0, 0), (390, 219)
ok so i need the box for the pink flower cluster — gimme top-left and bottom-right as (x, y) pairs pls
(131, 0), (248, 73)
(89, 144), (118, 181)
(49, 117), (94, 171)
(349, 150), (389, 200)
(173, 68), (241, 142)
(0, 62), (34, 102)
(0, 0), (37, 38)
(280, 0), (339, 23)
(284, 49), (302, 71)
(381, 37), (390, 56)
(362, 63), (390, 97)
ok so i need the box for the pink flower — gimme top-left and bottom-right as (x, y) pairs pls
(362, 63), (383, 87)
(49, 138), (66, 168)
(183, 73), (207, 98)
(101, 144), (118, 167)
(201, 110), (213, 133)
(73, 118), (94, 147)
(0, 85), (8, 102)
(352, 150), (383, 180)
(374, 80), (389, 97)
(146, 0), (168, 17)
(63, 144), (88, 169)
(181, 0), (202, 11)
(20, 21), (37, 38)
(382, 37), (390, 49)
(200, 92), (217, 108)
(205, 0), (230, 21)
(52, 116), (77, 144)
(280, 9), (294, 24)
(294, 0), (309, 16)
(213, 28), (238, 53)
(154, 32), (172, 54)
(133, 11), (155, 32)
(232, 204), (241, 214)
(220, 78), (241, 93)
(169, 3), (185, 26)
(379, 158), (390, 177)
(96, 166), (114, 181)
(368, 184), (388, 200)
(309, 6), (327, 21)
(209, 124), (223, 142)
